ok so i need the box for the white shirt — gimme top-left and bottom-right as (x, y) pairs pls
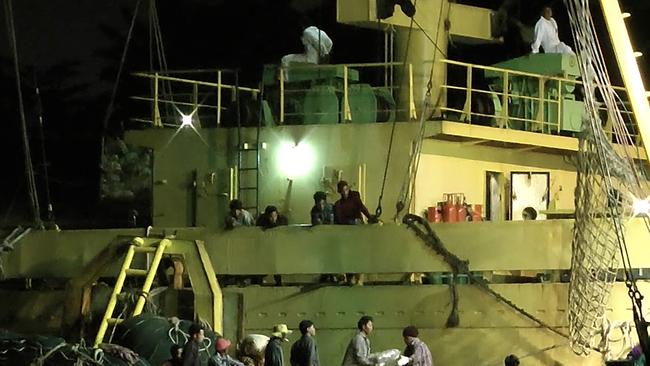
(531, 16), (573, 54)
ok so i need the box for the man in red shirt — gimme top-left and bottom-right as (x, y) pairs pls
(334, 181), (374, 225)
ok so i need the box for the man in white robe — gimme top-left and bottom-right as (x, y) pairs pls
(531, 6), (574, 55)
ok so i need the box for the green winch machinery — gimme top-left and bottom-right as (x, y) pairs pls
(484, 53), (584, 134)
(261, 63), (396, 125)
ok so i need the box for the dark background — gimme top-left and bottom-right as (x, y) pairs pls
(0, 0), (648, 229)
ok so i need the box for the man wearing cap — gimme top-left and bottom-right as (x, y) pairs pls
(334, 181), (374, 225)
(290, 320), (319, 366)
(182, 323), (205, 366)
(209, 337), (244, 366)
(402, 326), (433, 366)
(265, 324), (292, 366)
(342, 316), (376, 366)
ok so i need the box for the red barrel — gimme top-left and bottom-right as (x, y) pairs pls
(472, 204), (483, 222)
(457, 195), (467, 222)
(443, 195), (457, 223)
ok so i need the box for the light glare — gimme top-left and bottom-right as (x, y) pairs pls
(632, 196), (650, 217)
(181, 114), (193, 127)
(278, 142), (314, 180)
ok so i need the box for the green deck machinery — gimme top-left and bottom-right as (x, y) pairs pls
(484, 53), (584, 134)
(261, 64), (396, 125)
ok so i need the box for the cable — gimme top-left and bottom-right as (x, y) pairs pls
(4, 0), (41, 227)
(33, 73), (54, 222)
(393, 0), (449, 219)
(375, 0), (419, 219)
(100, 0), (142, 137)
(403, 214), (570, 339)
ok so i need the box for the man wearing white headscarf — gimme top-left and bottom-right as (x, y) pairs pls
(281, 26), (333, 76)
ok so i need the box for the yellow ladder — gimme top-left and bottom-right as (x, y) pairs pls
(93, 238), (171, 347)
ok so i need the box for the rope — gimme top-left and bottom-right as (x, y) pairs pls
(100, 0), (142, 136)
(402, 214), (569, 339)
(375, 0), (418, 219)
(393, 0), (449, 220)
(4, 0), (41, 227)
(563, 0), (650, 356)
(482, 343), (568, 366)
(32, 75), (54, 222)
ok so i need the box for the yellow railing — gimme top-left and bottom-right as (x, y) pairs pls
(274, 62), (416, 125)
(131, 71), (260, 127)
(440, 59), (637, 144)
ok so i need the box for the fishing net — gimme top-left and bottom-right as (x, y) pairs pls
(564, 0), (648, 355)
(0, 329), (150, 366)
(112, 314), (219, 366)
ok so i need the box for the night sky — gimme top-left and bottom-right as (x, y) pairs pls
(1, 0), (649, 229)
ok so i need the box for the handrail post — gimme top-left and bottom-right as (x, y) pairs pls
(192, 82), (199, 126)
(408, 63), (416, 120)
(217, 71), (222, 125)
(536, 77), (545, 132)
(279, 68), (285, 124)
(557, 79), (562, 134)
(153, 72), (162, 127)
(462, 64), (473, 123)
(502, 71), (509, 128)
(343, 65), (351, 122)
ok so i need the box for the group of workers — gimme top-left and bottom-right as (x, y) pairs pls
(165, 316), (436, 366)
(225, 181), (377, 230)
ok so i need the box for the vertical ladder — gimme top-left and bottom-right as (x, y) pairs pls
(94, 238), (171, 347)
(236, 71), (262, 216)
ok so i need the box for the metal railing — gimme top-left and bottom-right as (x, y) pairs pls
(440, 59), (638, 145)
(269, 62), (416, 125)
(130, 70), (260, 128)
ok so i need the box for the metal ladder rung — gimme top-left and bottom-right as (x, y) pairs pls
(94, 240), (171, 348)
(125, 269), (149, 276)
(133, 246), (158, 253)
(239, 167), (258, 171)
(239, 187), (257, 190)
(107, 318), (124, 326)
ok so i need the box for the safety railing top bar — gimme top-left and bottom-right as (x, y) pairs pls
(130, 61), (415, 128)
(440, 59), (637, 145)
(130, 70), (260, 128)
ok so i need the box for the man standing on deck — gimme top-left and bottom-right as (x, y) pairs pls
(402, 326), (433, 366)
(531, 6), (574, 55)
(290, 320), (320, 366)
(334, 181), (375, 225)
(182, 323), (205, 366)
(342, 316), (376, 366)
(266, 324), (292, 366)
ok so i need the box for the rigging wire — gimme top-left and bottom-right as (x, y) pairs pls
(393, 0), (450, 219)
(33, 73), (54, 222)
(375, 0), (418, 219)
(564, 0), (650, 356)
(4, 0), (41, 227)
(100, 0), (142, 139)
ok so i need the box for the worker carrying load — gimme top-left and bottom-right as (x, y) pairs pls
(281, 26), (333, 78)
(531, 5), (574, 55)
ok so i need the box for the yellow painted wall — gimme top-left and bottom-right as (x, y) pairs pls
(415, 140), (577, 218)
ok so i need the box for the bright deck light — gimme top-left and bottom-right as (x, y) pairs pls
(278, 142), (314, 180)
(181, 113), (193, 127)
(632, 196), (650, 217)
